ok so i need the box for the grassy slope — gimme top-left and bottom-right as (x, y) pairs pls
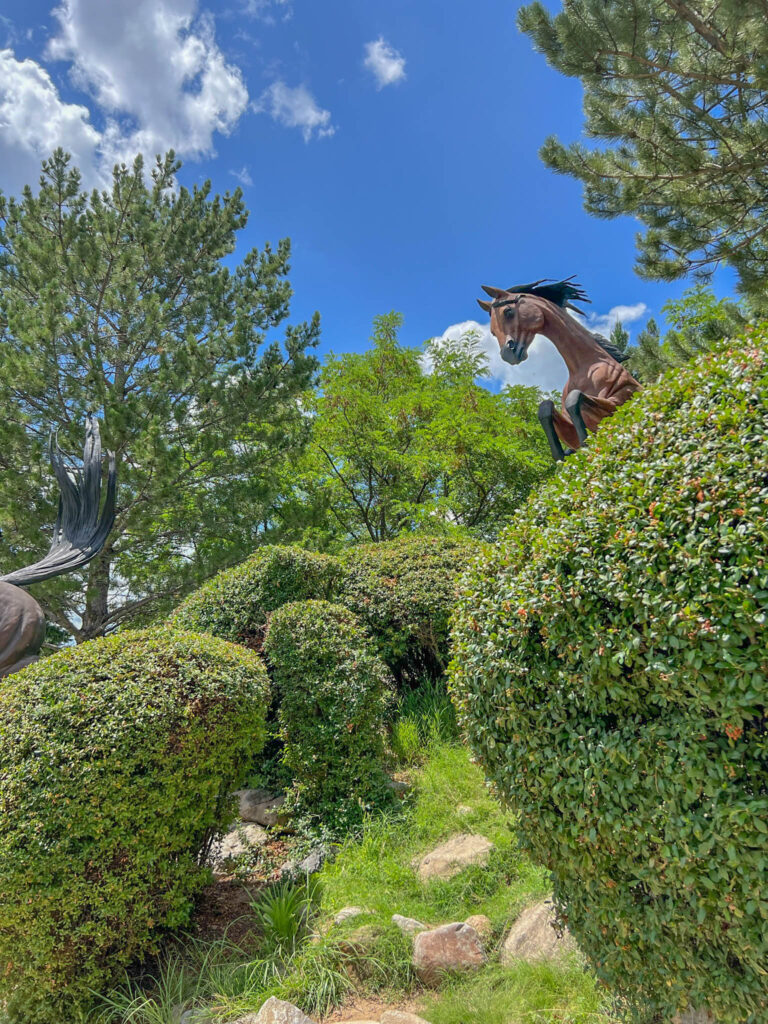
(317, 742), (618, 1024)
(94, 742), (619, 1024)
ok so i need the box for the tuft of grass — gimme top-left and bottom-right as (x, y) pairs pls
(249, 881), (314, 957)
(418, 962), (621, 1024)
(394, 678), (459, 761)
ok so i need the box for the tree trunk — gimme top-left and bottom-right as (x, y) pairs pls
(81, 547), (112, 641)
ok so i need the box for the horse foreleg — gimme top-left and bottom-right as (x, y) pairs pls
(552, 406), (580, 456)
(564, 391), (618, 444)
(538, 399), (566, 461)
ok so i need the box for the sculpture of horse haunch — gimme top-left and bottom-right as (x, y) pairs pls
(0, 415), (116, 677)
(477, 277), (641, 461)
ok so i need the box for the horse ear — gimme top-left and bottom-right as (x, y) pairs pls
(481, 285), (505, 298)
(477, 298), (493, 313)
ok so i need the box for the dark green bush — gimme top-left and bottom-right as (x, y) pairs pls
(339, 533), (480, 683)
(264, 600), (394, 828)
(171, 545), (342, 650)
(0, 627), (269, 1023)
(450, 333), (768, 1022)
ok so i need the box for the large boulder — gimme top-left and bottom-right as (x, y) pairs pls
(247, 997), (317, 1023)
(236, 788), (285, 826)
(500, 901), (575, 965)
(412, 921), (486, 986)
(412, 833), (493, 882)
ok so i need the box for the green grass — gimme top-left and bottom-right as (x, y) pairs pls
(317, 742), (550, 935)
(418, 963), (621, 1024)
(93, 741), (618, 1024)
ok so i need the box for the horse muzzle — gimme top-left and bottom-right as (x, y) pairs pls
(501, 339), (529, 365)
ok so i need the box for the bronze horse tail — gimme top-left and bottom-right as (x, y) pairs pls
(0, 416), (116, 677)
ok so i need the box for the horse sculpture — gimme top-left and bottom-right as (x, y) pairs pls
(0, 415), (116, 676)
(477, 278), (641, 461)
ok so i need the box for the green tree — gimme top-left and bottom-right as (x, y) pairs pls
(517, 1), (768, 299)
(626, 287), (746, 381)
(608, 319), (630, 361)
(0, 150), (319, 640)
(286, 313), (551, 544)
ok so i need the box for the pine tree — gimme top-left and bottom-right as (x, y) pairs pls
(608, 320), (631, 361)
(517, 1), (768, 301)
(0, 151), (319, 640)
(626, 318), (664, 382)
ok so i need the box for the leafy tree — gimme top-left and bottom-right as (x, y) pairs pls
(0, 150), (319, 640)
(285, 313), (551, 544)
(518, 0), (768, 299)
(627, 287), (746, 380)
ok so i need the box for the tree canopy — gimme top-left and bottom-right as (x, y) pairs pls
(518, 0), (768, 300)
(0, 150), (319, 640)
(283, 313), (552, 545)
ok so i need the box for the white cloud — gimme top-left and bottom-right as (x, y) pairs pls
(363, 38), (406, 90)
(0, 1), (250, 195)
(230, 165), (253, 186)
(431, 320), (568, 394)
(47, 0), (249, 165)
(242, 0), (292, 22)
(587, 302), (648, 336)
(254, 81), (335, 141)
(0, 48), (102, 193)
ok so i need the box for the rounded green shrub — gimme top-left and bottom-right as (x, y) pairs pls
(339, 533), (480, 683)
(264, 600), (394, 827)
(450, 334), (768, 1021)
(170, 545), (342, 650)
(0, 627), (269, 1023)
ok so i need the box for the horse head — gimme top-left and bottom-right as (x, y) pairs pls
(476, 277), (591, 366)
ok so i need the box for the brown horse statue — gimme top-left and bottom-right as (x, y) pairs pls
(477, 278), (641, 461)
(0, 416), (116, 677)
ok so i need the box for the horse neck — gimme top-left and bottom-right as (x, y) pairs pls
(540, 307), (607, 377)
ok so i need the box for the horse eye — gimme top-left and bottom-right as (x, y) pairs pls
(504, 306), (516, 318)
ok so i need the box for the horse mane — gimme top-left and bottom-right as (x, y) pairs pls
(504, 275), (591, 315)
(591, 332), (630, 363)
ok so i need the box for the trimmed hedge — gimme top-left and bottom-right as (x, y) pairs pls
(450, 333), (768, 1021)
(339, 533), (480, 683)
(170, 545), (342, 649)
(264, 600), (393, 827)
(0, 628), (269, 1023)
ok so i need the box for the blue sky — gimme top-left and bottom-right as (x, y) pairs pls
(0, 0), (736, 392)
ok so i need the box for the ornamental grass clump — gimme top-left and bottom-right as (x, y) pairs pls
(264, 600), (394, 828)
(450, 332), (768, 1022)
(0, 627), (270, 1024)
(339, 533), (480, 684)
(171, 545), (342, 650)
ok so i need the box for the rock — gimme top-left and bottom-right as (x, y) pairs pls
(392, 913), (427, 935)
(334, 905), (368, 925)
(339, 924), (384, 956)
(464, 913), (492, 939)
(412, 921), (486, 985)
(208, 823), (267, 871)
(248, 996), (317, 1023)
(389, 778), (410, 797)
(412, 833), (494, 882)
(235, 788), (286, 826)
(280, 844), (332, 879)
(500, 901), (576, 965)
(673, 1010), (717, 1024)
(380, 1014), (431, 1024)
